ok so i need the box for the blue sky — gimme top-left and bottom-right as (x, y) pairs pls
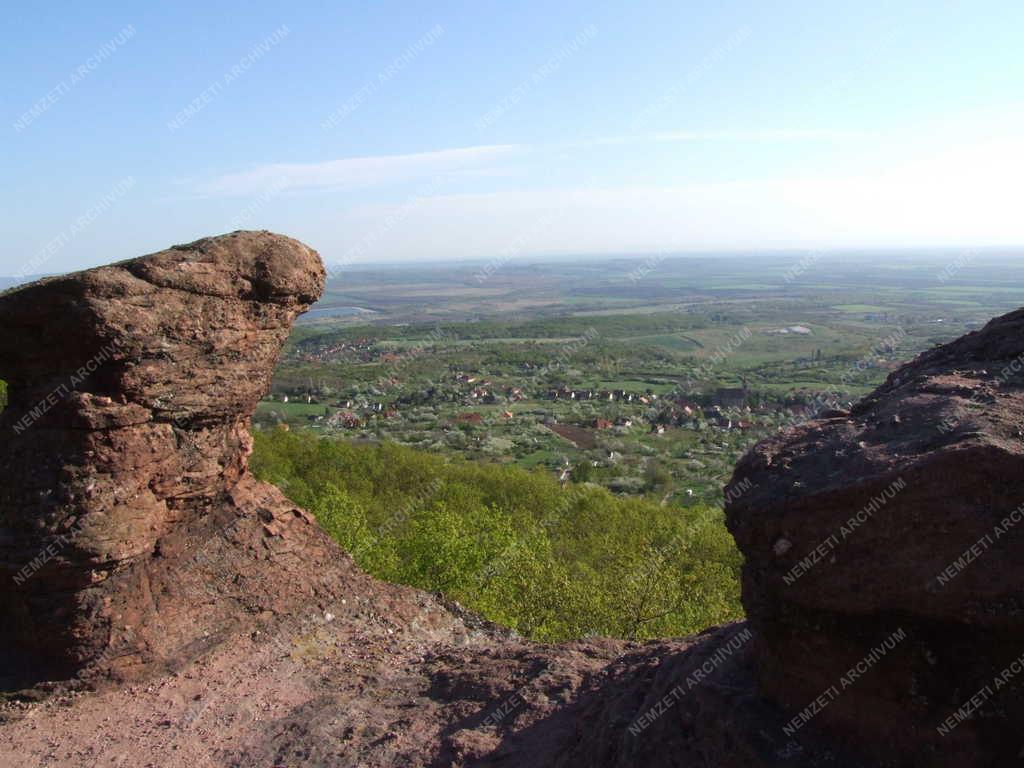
(3, 1), (1023, 274)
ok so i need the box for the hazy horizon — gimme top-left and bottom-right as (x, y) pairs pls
(7, 245), (1024, 289)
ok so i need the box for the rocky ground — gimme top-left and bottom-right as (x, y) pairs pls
(3, 613), (840, 768)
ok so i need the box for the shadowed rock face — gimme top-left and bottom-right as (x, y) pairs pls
(0, 231), (338, 678)
(725, 308), (1024, 767)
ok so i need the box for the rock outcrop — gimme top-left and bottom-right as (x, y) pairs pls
(725, 308), (1024, 766)
(0, 231), (464, 683)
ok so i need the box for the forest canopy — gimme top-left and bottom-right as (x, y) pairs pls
(251, 430), (743, 642)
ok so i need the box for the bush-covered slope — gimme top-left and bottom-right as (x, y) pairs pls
(252, 430), (742, 641)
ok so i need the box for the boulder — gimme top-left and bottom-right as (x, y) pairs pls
(726, 308), (1024, 766)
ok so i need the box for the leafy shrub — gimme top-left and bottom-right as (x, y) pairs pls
(251, 430), (742, 641)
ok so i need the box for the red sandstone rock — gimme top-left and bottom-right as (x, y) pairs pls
(0, 231), (459, 683)
(725, 307), (1024, 766)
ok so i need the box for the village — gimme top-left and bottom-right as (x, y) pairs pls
(250, 296), (929, 505)
(256, 358), (826, 503)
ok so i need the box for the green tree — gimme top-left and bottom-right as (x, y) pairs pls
(571, 460), (593, 483)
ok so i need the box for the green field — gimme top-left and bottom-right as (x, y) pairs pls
(267, 252), (1023, 505)
(832, 304), (894, 313)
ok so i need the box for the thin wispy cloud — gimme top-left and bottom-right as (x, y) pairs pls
(198, 131), (867, 197)
(195, 107), (1023, 265)
(649, 129), (876, 142)
(561, 130), (874, 149)
(315, 126), (1024, 262)
(197, 144), (527, 197)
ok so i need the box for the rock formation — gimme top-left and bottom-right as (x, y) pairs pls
(2, 233), (1021, 766)
(725, 308), (1024, 766)
(0, 231), (462, 683)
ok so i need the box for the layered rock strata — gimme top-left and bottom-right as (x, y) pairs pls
(0, 231), (463, 680)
